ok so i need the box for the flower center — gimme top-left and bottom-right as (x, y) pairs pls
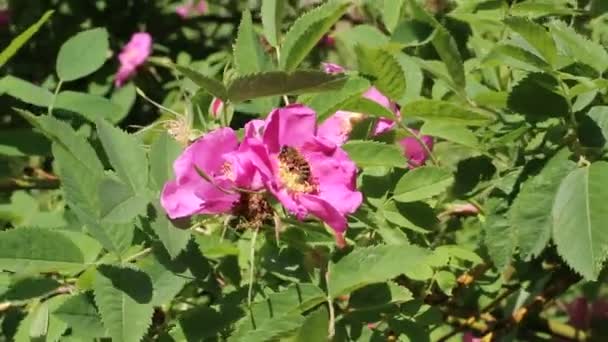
(277, 146), (315, 193)
(220, 161), (234, 180)
(233, 193), (273, 229)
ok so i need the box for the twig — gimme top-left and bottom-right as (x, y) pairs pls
(0, 177), (60, 191)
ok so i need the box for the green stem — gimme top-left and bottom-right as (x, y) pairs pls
(247, 229), (259, 307)
(47, 79), (63, 116)
(122, 247), (152, 264)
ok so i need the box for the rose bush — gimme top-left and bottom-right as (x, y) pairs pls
(1, 0), (608, 341)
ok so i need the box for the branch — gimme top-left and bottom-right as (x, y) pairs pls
(0, 177), (60, 191)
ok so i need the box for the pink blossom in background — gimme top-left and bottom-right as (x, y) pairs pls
(243, 105), (362, 246)
(462, 331), (482, 342)
(566, 297), (608, 331)
(0, 9), (10, 27)
(400, 131), (434, 168)
(318, 63), (400, 145)
(176, 0), (208, 19)
(322, 62), (345, 74)
(115, 32), (152, 87)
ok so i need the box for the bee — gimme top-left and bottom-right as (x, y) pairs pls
(278, 146), (312, 184)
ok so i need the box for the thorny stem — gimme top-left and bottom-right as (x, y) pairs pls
(247, 228), (259, 307)
(136, 87), (184, 118)
(275, 48), (290, 106)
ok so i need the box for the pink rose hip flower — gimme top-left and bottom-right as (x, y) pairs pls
(246, 105), (363, 245)
(161, 126), (272, 228)
(161, 128), (240, 218)
(115, 32), (152, 87)
(400, 130), (434, 168)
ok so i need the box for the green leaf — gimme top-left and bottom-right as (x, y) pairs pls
(56, 28), (109, 81)
(300, 76), (370, 121)
(235, 11), (269, 74)
(2, 277), (60, 301)
(393, 166), (453, 202)
(261, 0), (284, 47)
(421, 121), (478, 148)
(436, 270), (457, 295)
(342, 97), (396, 119)
(55, 91), (122, 122)
(510, 149), (576, 260)
(280, 0), (350, 71)
(149, 132), (183, 191)
(484, 211), (515, 270)
(0, 76), (53, 107)
(356, 45), (407, 101)
(391, 19), (434, 46)
(110, 82), (137, 123)
(98, 177), (149, 224)
(549, 21), (608, 75)
(507, 73), (569, 121)
(150, 204), (190, 259)
(482, 44), (551, 72)
(343, 141), (407, 168)
(0, 129), (50, 157)
(139, 252), (190, 306)
(504, 16), (557, 66)
(401, 99), (493, 126)
(174, 64), (228, 99)
(552, 162), (608, 280)
(406, 0), (465, 90)
(383, 0), (405, 33)
(94, 265), (154, 342)
(381, 201), (434, 234)
(15, 295), (68, 342)
(231, 284), (326, 341)
(22, 114), (132, 255)
(226, 70), (347, 103)
(0, 228), (91, 274)
(0, 10), (54, 68)
(96, 119), (149, 192)
(330, 244), (433, 298)
(579, 106), (608, 148)
(52, 294), (106, 339)
(510, 0), (576, 18)
(291, 307), (329, 342)
(88, 222), (135, 257)
(336, 24), (390, 48)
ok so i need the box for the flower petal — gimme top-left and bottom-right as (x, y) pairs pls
(299, 194), (348, 233)
(263, 104), (317, 152)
